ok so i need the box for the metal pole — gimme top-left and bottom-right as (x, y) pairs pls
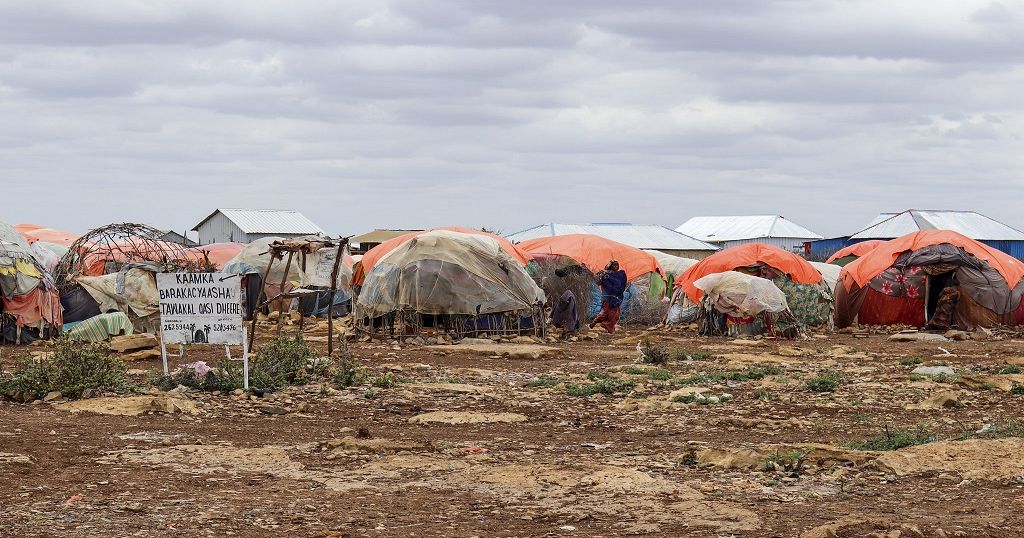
(326, 238), (348, 356)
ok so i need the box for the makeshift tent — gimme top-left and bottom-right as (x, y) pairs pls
(518, 234), (669, 324)
(55, 223), (205, 289)
(191, 242), (245, 270)
(645, 250), (698, 288)
(76, 264), (161, 327)
(835, 230), (1024, 329)
(691, 271), (799, 337)
(16, 224), (79, 247)
(675, 243), (831, 328)
(355, 230), (545, 338)
(352, 227), (532, 287)
(809, 262), (842, 295)
(0, 222), (62, 343)
(223, 236), (354, 318)
(826, 240), (885, 266)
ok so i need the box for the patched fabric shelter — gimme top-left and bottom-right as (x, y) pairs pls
(675, 243), (831, 328)
(352, 227), (531, 288)
(355, 230), (545, 338)
(836, 230), (1024, 329)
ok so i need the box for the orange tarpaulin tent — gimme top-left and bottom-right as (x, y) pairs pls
(191, 242), (246, 270)
(516, 234), (662, 283)
(826, 240), (885, 264)
(839, 230), (1024, 292)
(16, 224), (79, 247)
(352, 227), (532, 286)
(676, 243), (822, 302)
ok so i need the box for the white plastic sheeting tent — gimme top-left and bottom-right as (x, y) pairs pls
(356, 230), (545, 318)
(692, 271), (789, 317)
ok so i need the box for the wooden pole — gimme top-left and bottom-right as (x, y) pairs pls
(248, 253), (276, 350)
(276, 251), (295, 337)
(297, 251), (307, 340)
(326, 238), (348, 356)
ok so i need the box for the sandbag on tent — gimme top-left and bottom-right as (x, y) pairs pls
(836, 230), (1024, 329)
(356, 230), (545, 338)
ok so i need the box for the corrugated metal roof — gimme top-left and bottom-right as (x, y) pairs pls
(675, 215), (823, 242)
(192, 209), (325, 235)
(850, 210), (1024, 241)
(506, 223), (718, 251)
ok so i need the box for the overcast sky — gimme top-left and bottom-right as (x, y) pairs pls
(2, 0), (1022, 238)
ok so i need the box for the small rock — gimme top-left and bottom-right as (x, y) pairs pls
(706, 396), (721, 404)
(232, 389), (244, 396)
(956, 479), (972, 488)
(890, 332), (949, 342)
(257, 405), (289, 415)
(42, 391), (62, 403)
(911, 365), (956, 377)
(944, 330), (970, 341)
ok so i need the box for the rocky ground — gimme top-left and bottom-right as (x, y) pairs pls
(4, 322), (1024, 537)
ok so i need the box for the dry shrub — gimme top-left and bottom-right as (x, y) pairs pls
(530, 258), (596, 326)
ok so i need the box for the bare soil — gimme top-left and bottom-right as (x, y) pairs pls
(4, 324), (1024, 537)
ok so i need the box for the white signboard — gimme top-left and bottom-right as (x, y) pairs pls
(157, 272), (243, 345)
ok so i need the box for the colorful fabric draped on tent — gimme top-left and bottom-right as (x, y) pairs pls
(826, 240), (886, 265)
(835, 229), (1024, 327)
(675, 243), (830, 328)
(352, 227), (532, 287)
(836, 230), (1024, 329)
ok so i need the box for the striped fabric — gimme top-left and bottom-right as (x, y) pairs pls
(65, 312), (135, 342)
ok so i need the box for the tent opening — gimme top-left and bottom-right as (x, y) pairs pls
(925, 271), (955, 321)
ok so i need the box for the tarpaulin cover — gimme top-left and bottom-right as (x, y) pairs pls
(353, 227), (532, 287)
(356, 230), (545, 317)
(76, 266), (160, 318)
(16, 225), (79, 247)
(192, 242), (245, 270)
(645, 250), (698, 282)
(2, 288), (63, 327)
(840, 230), (1024, 292)
(60, 284), (102, 324)
(0, 239), (44, 298)
(518, 234), (664, 283)
(826, 240), (885, 264)
(676, 243), (822, 303)
(693, 271), (789, 317)
(835, 240), (1024, 329)
(78, 239), (197, 276)
(30, 242), (68, 273)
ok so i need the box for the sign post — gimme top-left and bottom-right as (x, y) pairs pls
(157, 273), (248, 388)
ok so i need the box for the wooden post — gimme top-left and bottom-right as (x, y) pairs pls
(326, 238), (348, 357)
(297, 251), (307, 341)
(276, 251), (295, 336)
(248, 253), (276, 350)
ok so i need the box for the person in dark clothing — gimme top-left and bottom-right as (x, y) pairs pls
(591, 260), (628, 333)
(926, 277), (961, 331)
(550, 289), (579, 336)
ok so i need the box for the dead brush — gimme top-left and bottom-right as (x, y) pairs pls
(530, 258), (595, 329)
(636, 338), (669, 365)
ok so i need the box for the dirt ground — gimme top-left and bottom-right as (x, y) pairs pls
(4, 322), (1024, 537)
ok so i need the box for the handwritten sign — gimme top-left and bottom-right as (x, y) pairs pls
(156, 273), (243, 345)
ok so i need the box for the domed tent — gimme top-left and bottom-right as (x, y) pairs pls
(352, 227), (531, 288)
(644, 249), (699, 284)
(355, 230), (545, 339)
(0, 222), (62, 343)
(192, 242), (246, 270)
(517, 234), (669, 324)
(692, 271), (797, 337)
(835, 230), (1024, 329)
(826, 240), (885, 266)
(675, 243), (832, 328)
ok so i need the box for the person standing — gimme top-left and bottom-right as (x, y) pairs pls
(926, 277), (961, 331)
(591, 260), (628, 333)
